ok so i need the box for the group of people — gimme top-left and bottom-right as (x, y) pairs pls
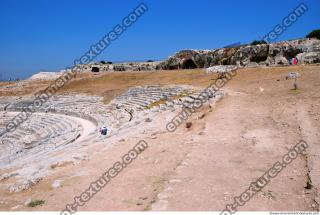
(290, 57), (298, 65)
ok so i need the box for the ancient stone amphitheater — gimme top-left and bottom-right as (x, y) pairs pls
(0, 84), (223, 192)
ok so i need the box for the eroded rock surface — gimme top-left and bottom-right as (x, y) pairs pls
(157, 38), (320, 69)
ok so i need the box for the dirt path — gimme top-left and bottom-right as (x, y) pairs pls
(148, 67), (320, 211)
(151, 90), (314, 211)
(297, 104), (320, 210)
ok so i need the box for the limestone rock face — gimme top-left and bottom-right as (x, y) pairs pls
(113, 62), (160, 71)
(157, 56), (181, 70)
(296, 52), (320, 64)
(77, 61), (161, 72)
(66, 38), (320, 74)
(158, 38), (320, 69)
(206, 65), (238, 74)
(28, 38), (320, 80)
(230, 44), (269, 66)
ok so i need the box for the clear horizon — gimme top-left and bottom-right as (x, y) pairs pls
(0, 0), (319, 80)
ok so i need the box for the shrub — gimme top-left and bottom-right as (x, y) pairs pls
(306, 29), (320, 40)
(186, 122), (192, 128)
(100, 61), (112, 64)
(250, 40), (267, 45)
(27, 200), (45, 207)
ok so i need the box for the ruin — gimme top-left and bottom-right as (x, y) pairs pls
(0, 84), (224, 190)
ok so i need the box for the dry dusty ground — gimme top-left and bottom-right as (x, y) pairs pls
(0, 65), (320, 212)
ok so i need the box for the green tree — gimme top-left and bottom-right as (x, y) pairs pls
(306, 29), (320, 40)
(250, 40), (267, 45)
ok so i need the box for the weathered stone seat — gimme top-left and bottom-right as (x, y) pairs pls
(0, 111), (84, 165)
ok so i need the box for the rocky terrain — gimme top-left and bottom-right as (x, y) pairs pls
(27, 72), (63, 81)
(81, 38), (320, 72)
(157, 38), (320, 69)
(24, 38), (320, 81)
(75, 61), (161, 73)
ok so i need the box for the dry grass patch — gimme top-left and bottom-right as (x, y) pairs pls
(0, 69), (218, 101)
(59, 69), (214, 103)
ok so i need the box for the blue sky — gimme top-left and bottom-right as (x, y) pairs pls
(0, 0), (319, 80)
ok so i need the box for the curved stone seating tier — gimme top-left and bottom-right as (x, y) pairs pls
(0, 85), (223, 168)
(0, 112), (84, 165)
(110, 86), (195, 111)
